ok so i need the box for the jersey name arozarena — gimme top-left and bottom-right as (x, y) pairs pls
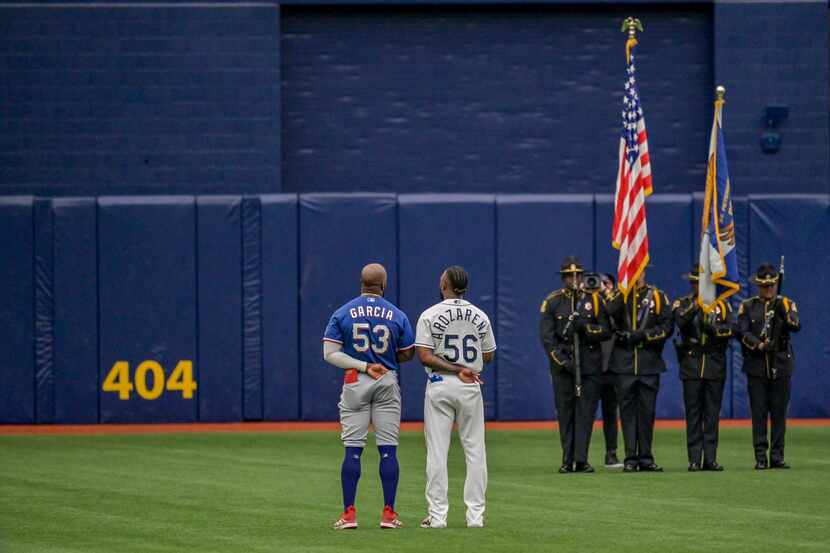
(430, 307), (488, 341)
(349, 305), (395, 321)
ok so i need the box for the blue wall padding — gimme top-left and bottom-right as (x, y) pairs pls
(729, 197), (752, 418)
(496, 195), (594, 420)
(197, 197), (243, 422)
(242, 198), (264, 420)
(749, 195), (830, 417)
(52, 198), (98, 423)
(2, 193), (830, 424)
(261, 195), (300, 420)
(34, 198), (55, 423)
(98, 197), (197, 423)
(398, 194), (497, 420)
(594, 195), (618, 282)
(0, 197), (35, 423)
(299, 194), (398, 420)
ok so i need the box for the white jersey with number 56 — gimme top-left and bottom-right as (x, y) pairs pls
(415, 298), (497, 374)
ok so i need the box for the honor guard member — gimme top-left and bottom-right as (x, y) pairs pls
(673, 265), (733, 471)
(539, 257), (612, 473)
(605, 268), (672, 472)
(737, 263), (801, 470)
(599, 273), (622, 468)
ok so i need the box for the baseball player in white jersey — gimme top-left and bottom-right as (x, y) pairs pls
(415, 266), (496, 529)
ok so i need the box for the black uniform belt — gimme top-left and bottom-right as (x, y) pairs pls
(683, 344), (724, 355)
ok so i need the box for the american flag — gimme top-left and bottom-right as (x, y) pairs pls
(612, 40), (653, 298)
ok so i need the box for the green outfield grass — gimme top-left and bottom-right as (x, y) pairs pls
(1, 427), (829, 553)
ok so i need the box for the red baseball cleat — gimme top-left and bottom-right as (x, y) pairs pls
(333, 505), (358, 530)
(380, 505), (403, 529)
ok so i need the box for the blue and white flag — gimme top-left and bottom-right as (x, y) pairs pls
(698, 92), (740, 310)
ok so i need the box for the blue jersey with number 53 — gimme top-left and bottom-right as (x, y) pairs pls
(323, 294), (415, 371)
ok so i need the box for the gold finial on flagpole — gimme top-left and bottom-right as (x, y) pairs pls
(716, 86), (726, 101)
(621, 18), (644, 63)
(621, 17), (643, 38)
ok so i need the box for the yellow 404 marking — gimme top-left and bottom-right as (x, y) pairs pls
(103, 360), (197, 400)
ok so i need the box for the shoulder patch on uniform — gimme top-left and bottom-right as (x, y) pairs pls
(540, 290), (563, 313)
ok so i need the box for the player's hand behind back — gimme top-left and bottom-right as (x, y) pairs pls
(458, 368), (484, 385)
(366, 363), (389, 380)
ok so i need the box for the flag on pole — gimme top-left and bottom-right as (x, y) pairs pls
(698, 87), (740, 310)
(612, 21), (652, 298)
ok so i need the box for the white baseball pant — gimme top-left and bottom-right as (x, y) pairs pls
(424, 373), (487, 527)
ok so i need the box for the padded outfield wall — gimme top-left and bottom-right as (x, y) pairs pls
(0, 1), (828, 422)
(0, 194), (828, 423)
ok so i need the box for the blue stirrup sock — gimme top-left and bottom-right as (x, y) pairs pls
(378, 445), (399, 509)
(341, 447), (363, 510)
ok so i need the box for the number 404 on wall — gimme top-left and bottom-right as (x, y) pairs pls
(103, 361), (197, 400)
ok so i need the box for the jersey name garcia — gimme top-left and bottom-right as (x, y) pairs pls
(323, 294), (415, 371)
(415, 298), (497, 373)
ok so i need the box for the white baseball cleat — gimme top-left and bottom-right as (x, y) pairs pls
(333, 506), (358, 530)
(420, 516), (447, 529)
(467, 520), (484, 528)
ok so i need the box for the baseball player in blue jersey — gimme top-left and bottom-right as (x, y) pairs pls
(323, 263), (416, 530)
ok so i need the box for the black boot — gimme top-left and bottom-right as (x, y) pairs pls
(604, 450), (622, 468)
(574, 462), (595, 473)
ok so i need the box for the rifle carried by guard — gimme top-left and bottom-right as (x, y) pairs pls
(759, 256), (785, 378)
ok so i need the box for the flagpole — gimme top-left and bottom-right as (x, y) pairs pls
(700, 86), (723, 311)
(701, 85), (726, 251)
(699, 84), (740, 311)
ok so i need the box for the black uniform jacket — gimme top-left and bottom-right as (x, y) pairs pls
(736, 295), (801, 378)
(605, 284), (672, 376)
(672, 294), (733, 380)
(539, 288), (612, 376)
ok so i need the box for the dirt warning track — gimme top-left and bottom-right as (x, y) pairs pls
(1, 419), (828, 436)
